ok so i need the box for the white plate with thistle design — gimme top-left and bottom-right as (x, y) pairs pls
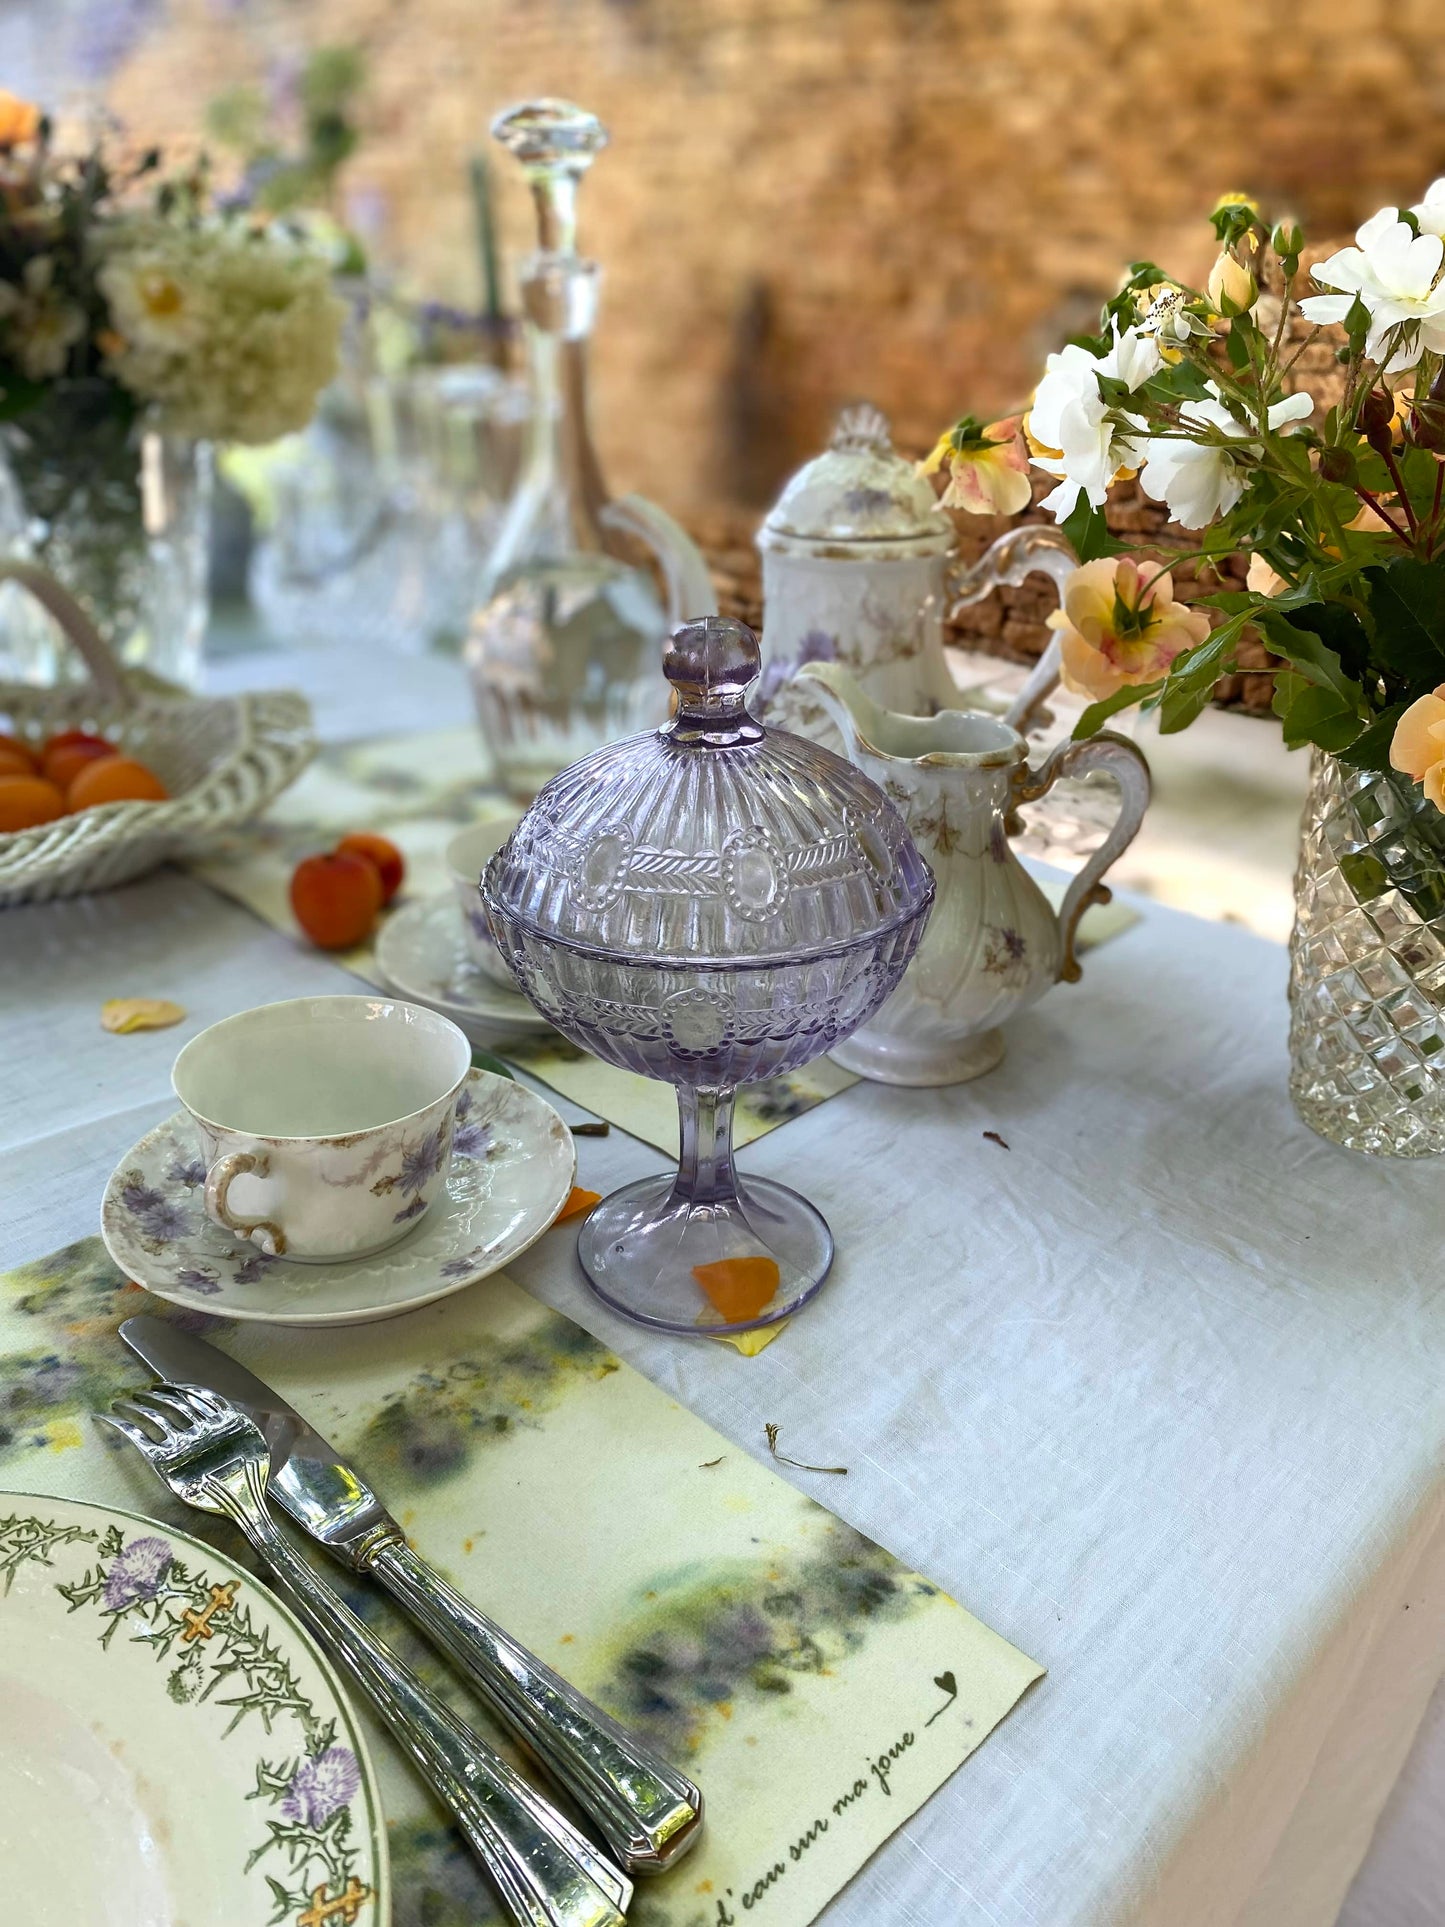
(100, 1068), (576, 1327)
(0, 1492), (390, 1926)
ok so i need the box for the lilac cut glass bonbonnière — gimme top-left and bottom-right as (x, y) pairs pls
(481, 616), (934, 1335)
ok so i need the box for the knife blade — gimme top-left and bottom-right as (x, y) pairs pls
(119, 1313), (704, 1875)
(121, 1312), (401, 1563)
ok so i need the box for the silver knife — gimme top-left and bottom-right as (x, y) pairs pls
(120, 1313), (703, 1875)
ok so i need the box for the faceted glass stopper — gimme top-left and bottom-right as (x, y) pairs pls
(662, 617), (763, 739)
(491, 99), (609, 254)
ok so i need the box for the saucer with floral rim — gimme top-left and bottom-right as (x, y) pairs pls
(100, 1069), (575, 1326)
(376, 894), (554, 1046)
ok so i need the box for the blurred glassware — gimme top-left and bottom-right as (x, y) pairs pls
(481, 616), (935, 1335)
(0, 386), (211, 690)
(465, 98), (714, 800)
(249, 283), (527, 654)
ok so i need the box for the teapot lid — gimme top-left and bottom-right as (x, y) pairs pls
(481, 616), (933, 967)
(758, 404), (954, 556)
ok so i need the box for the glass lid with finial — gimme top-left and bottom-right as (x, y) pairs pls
(481, 616), (934, 1337)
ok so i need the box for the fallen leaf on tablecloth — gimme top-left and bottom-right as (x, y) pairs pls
(763, 1421), (847, 1476)
(556, 1186), (602, 1223)
(692, 1255), (780, 1324)
(101, 998), (186, 1034)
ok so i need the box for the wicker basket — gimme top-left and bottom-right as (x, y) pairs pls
(0, 563), (314, 907)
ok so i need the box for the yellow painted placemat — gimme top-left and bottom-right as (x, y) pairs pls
(2, 1236), (1043, 1927)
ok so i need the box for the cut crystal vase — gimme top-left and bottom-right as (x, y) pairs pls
(1289, 750), (1445, 1156)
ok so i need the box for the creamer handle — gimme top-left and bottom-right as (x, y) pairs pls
(1009, 733), (1150, 983)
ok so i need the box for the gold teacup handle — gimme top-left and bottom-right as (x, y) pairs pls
(205, 1151), (286, 1257)
(1010, 731), (1152, 983)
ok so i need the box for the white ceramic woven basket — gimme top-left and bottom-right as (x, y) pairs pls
(0, 562), (314, 907)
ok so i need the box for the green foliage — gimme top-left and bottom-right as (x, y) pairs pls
(1364, 558), (1445, 686)
(1059, 497), (1126, 563)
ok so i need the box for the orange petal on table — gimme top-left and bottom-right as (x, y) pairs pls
(101, 997), (187, 1034)
(555, 1186), (603, 1223)
(692, 1257), (781, 1324)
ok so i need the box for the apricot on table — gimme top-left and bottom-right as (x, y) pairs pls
(0, 774), (68, 831)
(0, 734), (38, 776)
(67, 755), (169, 809)
(291, 849), (384, 950)
(335, 831), (405, 905)
(42, 730), (116, 790)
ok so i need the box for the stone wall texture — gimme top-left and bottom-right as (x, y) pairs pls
(39, 0), (1445, 515)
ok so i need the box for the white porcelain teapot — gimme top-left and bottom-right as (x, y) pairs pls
(798, 663), (1151, 1085)
(757, 403), (1076, 739)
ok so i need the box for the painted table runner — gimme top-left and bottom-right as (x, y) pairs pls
(2, 1235), (1042, 1927)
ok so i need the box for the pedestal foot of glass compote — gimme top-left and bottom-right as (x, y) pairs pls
(575, 1086), (834, 1334)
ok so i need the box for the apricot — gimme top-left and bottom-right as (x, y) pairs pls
(291, 849), (383, 950)
(335, 831), (405, 905)
(0, 774), (67, 831)
(42, 731), (115, 790)
(67, 755), (169, 810)
(0, 734), (38, 776)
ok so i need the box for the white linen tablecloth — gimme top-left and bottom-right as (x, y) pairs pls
(4, 637), (1444, 1927)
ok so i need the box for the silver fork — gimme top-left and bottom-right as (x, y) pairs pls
(103, 1383), (632, 1927)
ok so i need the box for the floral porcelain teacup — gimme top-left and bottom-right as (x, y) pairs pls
(172, 995), (472, 1262)
(446, 814), (521, 986)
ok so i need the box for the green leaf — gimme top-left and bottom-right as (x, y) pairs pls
(1364, 559), (1445, 686)
(1336, 703), (1409, 773)
(1059, 497), (1126, 563)
(1255, 604), (1367, 700)
(1155, 617), (1247, 733)
(1273, 677), (1362, 752)
(1073, 678), (1162, 739)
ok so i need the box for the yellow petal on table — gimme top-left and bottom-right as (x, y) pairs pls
(712, 1318), (790, 1357)
(100, 998), (187, 1034)
(555, 1186), (603, 1224)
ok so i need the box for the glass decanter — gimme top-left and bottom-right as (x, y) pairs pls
(481, 616), (935, 1335)
(465, 99), (713, 799)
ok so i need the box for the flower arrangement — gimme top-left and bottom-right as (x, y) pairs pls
(0, 91), (343, 445)
(928, 183), (1445, 813)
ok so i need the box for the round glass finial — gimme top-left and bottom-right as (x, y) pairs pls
(492, 99), (609, 255)
(662, 617), (763, 742)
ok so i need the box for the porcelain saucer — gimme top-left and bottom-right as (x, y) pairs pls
(0, 1492), (388, 1924)
(377, 893), (553, 1045)
(101, 1069), (575, 1326)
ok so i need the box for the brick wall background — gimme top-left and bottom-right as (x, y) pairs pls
(12, 0), (1445, 515)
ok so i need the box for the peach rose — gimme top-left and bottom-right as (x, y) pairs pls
(0, 93), (39, 148)
(1049, 556), (1211, 703)
(921, 416), (1032, 517)
(1390, 685), (1445, 811)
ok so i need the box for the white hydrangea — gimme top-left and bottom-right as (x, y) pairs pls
(97, 219), (343, 445)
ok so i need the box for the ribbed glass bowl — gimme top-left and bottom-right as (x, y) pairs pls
(482, 616), (933, 1334)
